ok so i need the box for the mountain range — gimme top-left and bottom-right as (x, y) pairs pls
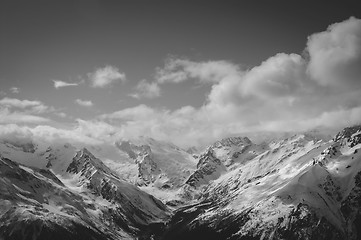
(1, 126), (361, 239)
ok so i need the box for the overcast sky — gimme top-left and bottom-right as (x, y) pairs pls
(1, 0), (361, 147)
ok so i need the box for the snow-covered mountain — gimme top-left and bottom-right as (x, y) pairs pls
(185, 136), (267, 189)
(0, 140), (77, 174)
(65, 148), (169, 228)
(161, 126), (361, 240)
(2, 126), (361, 240)
(115, 137), (198, 203)
(0, 156), (121, 240)
(0, 143), (171, 239)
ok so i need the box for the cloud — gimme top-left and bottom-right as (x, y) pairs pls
(75, 99), (93, 107)
(0, 97), (41, 108)
(0, 108), (50, 124)
(0, 121), (113, 147)
(0, 97), (51, 124)
(156, 58), (240, 84)
(99, 105), (207, 147)
(307, 17), (361, 88)
(0, 97), (49, 113)
(95, 17), (361, 147)
(53, 80), (79, 89)
(55, 112), (67, 118)
(241, 53), (307, 98)
(101, 104), (156, 121)
(1, 18), (360, 149)
(0, 124), (34, 145)
(258, 106), (361, 132)
(130, 80), (161, 99)
(88, 65), (126, 88)
(10, 87), (20, 94)
(75, 119), (119, 142)
(0, 97), (58, 124)
(31, 124), (103, 145)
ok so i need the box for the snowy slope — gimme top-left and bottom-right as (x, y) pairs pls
(161, 127), (361, 240)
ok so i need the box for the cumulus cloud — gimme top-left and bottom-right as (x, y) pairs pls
(88, 65), (126, 88)
(10, 87), (20, 94)
(130, 80), (161, 99)
(96, 17), (361, 147)
(241, 53), (307, 98)
(53, 80), (79, 89)
(307, 17), (361, 88)
(75, 99), (93, 107)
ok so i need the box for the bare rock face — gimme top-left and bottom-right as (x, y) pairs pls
(136, 153), (160, 184)
(185, 148), (225, 188)
(213, 136), (252, 148)
(334, 125), (361, 148)
(341, 171), (361, 239)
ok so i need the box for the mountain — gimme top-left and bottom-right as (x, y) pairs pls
(0, 155), (125, 240)
(185, 148), (226, 188)
(116, 137), (197, 203)
(0, 140), (78, 175)
(2, 126), (360, 240)
(65, 148), (170, 230)
(183, 136), (268, 193)
(0, 144), (171, 240)
(161, 126), (361, 240)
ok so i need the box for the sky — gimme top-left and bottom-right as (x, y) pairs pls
(1, 0), (361, 148)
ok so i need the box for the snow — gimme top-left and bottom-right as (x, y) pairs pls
(42, 202), (75, 218)
(139, 185), (183, 203)
(2, 126), (361, 238)
(178, 128), (361, 238)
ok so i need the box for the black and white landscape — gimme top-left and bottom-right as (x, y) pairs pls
(1, 1), (361, 240)
(1, 125), (361, 239)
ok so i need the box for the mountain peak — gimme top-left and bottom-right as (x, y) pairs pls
(333, 125), (361, 148)
(66, 147), (113, 177)
(212, 136), (252, 148)
(80, 147), (96, 158)
(334, 125), (361, 141)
